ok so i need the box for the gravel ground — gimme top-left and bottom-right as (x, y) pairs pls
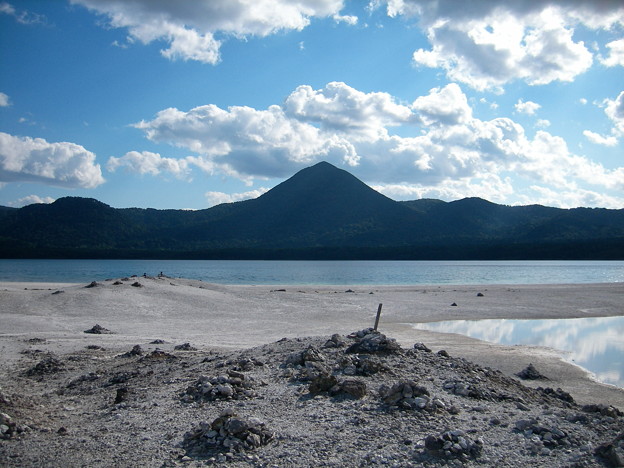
(1, 328), (623, 467)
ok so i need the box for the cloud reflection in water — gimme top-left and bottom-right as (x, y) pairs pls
(413, 316), (624, 387)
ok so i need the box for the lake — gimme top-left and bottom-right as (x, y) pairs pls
(1, 259), (624, 284)
(413, 316), (624, 388)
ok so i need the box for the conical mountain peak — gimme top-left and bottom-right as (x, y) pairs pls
(252, 161), (406, 217)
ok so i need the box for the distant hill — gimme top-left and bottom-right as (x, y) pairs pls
(1, 161), (623, 259)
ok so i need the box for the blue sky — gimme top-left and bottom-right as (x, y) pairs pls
(0, 0), (623, 210)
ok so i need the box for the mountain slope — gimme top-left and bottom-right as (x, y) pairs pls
(187, 161), (424, 247)
(0, 161), (623, 259)
(0, 198), (135, 250)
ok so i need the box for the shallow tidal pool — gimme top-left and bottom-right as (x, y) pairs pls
(412, 316), (624, 388)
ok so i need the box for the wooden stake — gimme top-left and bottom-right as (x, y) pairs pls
(374, 303), (383, 331)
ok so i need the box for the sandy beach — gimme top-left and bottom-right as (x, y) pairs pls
(2, 277), (622, 406)
(1, 277), (623, 466)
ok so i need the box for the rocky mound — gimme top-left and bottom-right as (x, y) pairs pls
(182, 409), (274, 458)
(181, 370), (258, 403)
(0, 329), (622, 467)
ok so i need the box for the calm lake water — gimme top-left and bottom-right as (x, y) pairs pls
(413, 317), (624, 388)
(1, 259), (624, 284)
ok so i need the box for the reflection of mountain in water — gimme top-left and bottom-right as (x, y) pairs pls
(413, 316), (624, 387)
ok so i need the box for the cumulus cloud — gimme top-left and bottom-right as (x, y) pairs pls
(134, 98), (359, 178)
(72, 0), (349, 64)
(107, 151), (192, 178)
(0, 92), (10, 107)
(583, 130), (618, 147)
(8, 194), (55, 208)
(380, 0), (623, 90)
(131, 81), (624, 207)
(515, 99), (541, 115)
(205, 188), (270, 207)
(374, 173), (514, 204)
(605, 91), (624, 134)
(411, 83), (471, 125)
(600, 39), (624, 67)
(283, 81), (413, 138)
(520, 185), (624, 209)
(333, 13), (358, 25)
(584, 91), (624, 146)
(0, 132), (104, 188)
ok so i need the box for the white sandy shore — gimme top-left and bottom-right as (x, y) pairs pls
(1, 278), (622, 409)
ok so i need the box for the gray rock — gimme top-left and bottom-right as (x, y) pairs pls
(516, 363), (548, 380)
(284, 345), (325, 367)
(345, 330), (401, 354)
(582, 404), (623, 418)
(514, 419), (569, 448)
(225, 418), (249, 435)
(27, 356), (64, 375)
(84, 324), (113, 334)
(309, 373), (338, 394)
(330, 379), (367, 399)
(120, 345), (143, 357)
(380, 381), (432, 410)
(413, 342), (432, 352)
(0, 412), (16, 440)
(424, 430), (483, 460)
(183, 372), (256, 402)
(443, 380), (489, 400)
(595, 442), (624, 467)
(323, 333), (346, 348)
(183, 411), (274, 455)
(338, 355), (387, 376)
(174, 342), (197, 351)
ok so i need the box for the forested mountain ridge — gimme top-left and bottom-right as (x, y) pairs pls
(1, 162), (623, 259)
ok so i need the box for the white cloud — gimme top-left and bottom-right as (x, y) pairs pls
(479, 97), (498, 110)
(373, 173), (514, 204)
(411, 83), (471, 125)
(536, 119), (551, 128)
(520, 185), (624, 209)
(107, 151), (192, 178)
(205, 188), (269, 207)
(600, 39), (624, 67)
(0, 132), (104, 188)
(134, 99), (358, 178)
(72, 0), (348, 64)
(283, 81), (413, 138)
(384, 0), (623, 90)
(584, 91), (624, 146)
(515, 99), (541, 115)
(158, 24), (221, 64)
(132, 82), (624, 207)
(333, 13), (358, 25)
(583, 130), (618, 146)
(605, 91), (624, 134)
(0, 92), (10, 107)
(0, 1), (46, 25)
(8, 194), (55, 208)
